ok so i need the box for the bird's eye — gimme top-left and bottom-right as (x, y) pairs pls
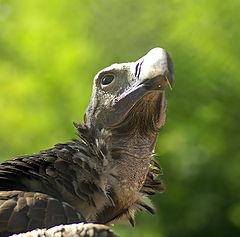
(101, 74), (115, 86)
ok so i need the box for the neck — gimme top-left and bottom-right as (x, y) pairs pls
(110, 132), (158, 191)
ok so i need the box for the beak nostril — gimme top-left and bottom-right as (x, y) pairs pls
(135, 63), (140, 77)
(135, 60), (144, 79)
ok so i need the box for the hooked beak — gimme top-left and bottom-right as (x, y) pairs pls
(135, 47), (174, 90)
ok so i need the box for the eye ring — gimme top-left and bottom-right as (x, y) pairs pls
(101, 74), (115, 87)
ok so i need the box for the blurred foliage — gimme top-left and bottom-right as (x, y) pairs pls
(0, 0), (239, 236)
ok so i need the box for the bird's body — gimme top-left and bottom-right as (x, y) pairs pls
(0, 48), (174, 236)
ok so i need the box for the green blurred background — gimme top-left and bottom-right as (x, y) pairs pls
(0, 0), (239, 236)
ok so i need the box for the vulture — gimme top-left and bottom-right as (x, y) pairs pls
(0, 48), (174, 237)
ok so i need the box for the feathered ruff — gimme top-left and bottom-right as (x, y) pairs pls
(0, 122), (163, 226)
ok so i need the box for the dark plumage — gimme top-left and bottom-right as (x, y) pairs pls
(0, 48), (174, 236)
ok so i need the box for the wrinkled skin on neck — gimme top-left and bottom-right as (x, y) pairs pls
(109, 90), (167, 182)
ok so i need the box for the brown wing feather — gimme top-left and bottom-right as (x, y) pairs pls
(0, 191), (85, 237)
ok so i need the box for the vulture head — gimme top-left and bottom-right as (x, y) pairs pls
(85, 48), (174, 139)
